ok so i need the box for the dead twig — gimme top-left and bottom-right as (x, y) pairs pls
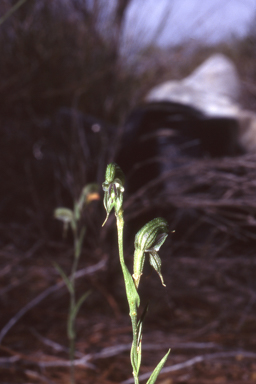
(38, 341), (221, 368)
(0, 258), (107, 344)
(25, 369), (56, 384)
(0, 355), (20, 364)
(30, 328), (84, 357)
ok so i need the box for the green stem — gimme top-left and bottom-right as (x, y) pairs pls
(116, 209), (140, 384)
(68, 228), (81, 384)
(69, 315), (75, 384)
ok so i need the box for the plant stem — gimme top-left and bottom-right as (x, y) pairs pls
(68, 229), (81, 384)
(102, 164), (170, 384)
(69, 314), (75, 384)
(116, 209), (139, 384)
(116, 211), (137, 329)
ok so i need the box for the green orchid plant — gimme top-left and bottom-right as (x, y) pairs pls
(54, 183), (99, 384)
(102, 163), (170, 384)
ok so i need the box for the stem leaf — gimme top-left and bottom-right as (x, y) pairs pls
(68, 291), (91, 340)
(137, 339), (142, 375)
(146, 349), (171, 384)
(72, 290), (91, 321)
(130, 341), (138, 375)
(54, 262), (74, 294)
(122, 263), (140, 309)
(137, 303), (148, 348)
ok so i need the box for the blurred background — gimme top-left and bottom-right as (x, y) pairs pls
(1, 1), (256, 383)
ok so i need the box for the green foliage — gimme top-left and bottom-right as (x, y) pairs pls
(102, 163), (169, 384)
(53, 262), (74, 295)
(68, 290), (91, 340)
(146, 349), (171, 384)
(54, 183), (99, 384)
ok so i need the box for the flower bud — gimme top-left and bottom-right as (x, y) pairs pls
(133, 218), (168, 288)
(54, 207), (75, 235)
(102, 163), (125, 225)
(75, 183), (99, 221)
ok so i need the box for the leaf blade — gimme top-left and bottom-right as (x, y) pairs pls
(72, 291), (91, 320)
(53, 262), (74, 294)
(146, 349), (171, 384)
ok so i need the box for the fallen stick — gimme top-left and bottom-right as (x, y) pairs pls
(0, 258), (106, 344)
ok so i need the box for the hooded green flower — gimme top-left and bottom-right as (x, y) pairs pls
(102, 163), (125, 225)
(133, 217), (168, 288)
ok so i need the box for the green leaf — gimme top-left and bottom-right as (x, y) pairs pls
(146, 349), (171, 384)
(134, 303), (148, 376)
(68, 291), (91, 340)
(122, 262), (140, 310)
(130, 341), (138, 375)
(72, 291), (91, 320)
(53, 262), (74, 294)
(137, 303), (149, 349)
(130, 303), (148, 377)
(137, 339), (142, 375)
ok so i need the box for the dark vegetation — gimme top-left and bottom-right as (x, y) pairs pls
(1, 1), (256, 383)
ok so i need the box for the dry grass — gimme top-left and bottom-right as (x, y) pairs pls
(1, 5), (256, 382)
(0, 0), (256, 248)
